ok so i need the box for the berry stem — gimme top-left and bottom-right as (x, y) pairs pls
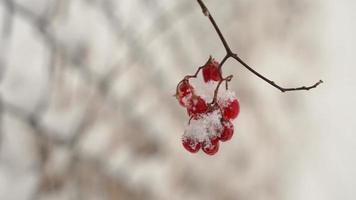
(196, 0), (323, 92)
(210, 75), (233, 105)
(184, 66), (205, 80)
(175, 65), (205, 95)
(219, 55), (230, 69)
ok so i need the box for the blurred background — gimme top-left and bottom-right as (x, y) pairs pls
(0, 0), (355, 200)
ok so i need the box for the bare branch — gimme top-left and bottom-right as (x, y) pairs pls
(197, 0), (232, 54)
(196, 0), (323, 92)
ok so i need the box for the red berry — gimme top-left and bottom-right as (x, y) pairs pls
(178, 80), (192, 96)
(178, 94), (193, 107)
(223, 99), (240, 120)
(202, 58), (221, 82)
(202, 137), (219, 155)
(176, 80), (193, 107)
(187, 96), (208, 116)
(182, 138), (201, 153)
(219, 121), (234, 142)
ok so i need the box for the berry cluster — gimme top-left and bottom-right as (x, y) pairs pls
(175, 57), (240, 155)
(174, 0), (322, 155)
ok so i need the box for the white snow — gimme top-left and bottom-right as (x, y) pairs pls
(193, 80), (236, 107)
(194, 81), (218, 102)
(217, 87), (237, 108)
(182, 80), (237, 147)
(181, 93), (193, 106)
(183, 110), (223, 146)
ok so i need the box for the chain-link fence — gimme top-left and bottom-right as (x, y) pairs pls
(0, 0), (355, 200)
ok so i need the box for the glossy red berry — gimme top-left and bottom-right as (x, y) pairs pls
(177, 80), (193, 107)
(182, 138), (201, 153)
(219, 121), (234, 142)
(202, 58), (221, 82)
(223, 99), (240, 120)
(178, 80), (192, 96)
(202, 137), (219, 155)
(187, 96), (208, 116)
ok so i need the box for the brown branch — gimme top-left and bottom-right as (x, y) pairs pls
(197, 0), (231, 54)
(175, 66), (204, 96)
(196, 0), (323, 92)
(184, 66), (205, 80)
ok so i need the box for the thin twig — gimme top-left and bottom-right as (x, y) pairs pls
(196, 0), (323, 92)
(210, 75), (233, 105)
(197, 0), (231, 54)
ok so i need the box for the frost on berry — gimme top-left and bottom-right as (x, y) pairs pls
(183, 110), (223, 154)
(179, 93), (192, 107)
(182, 138), (201, 153)
(176, 80), (194, 107)
(217, 88), (236, 106)
(202, 58), (221, 82)
(217, 89), (240, 120)
(223, 99), (240, 120)
(202, 137), (219, 155)
(194, 81), (218, 103)
(178, 80), (193, 96)
(183, 110), (222, 139)
(187, 96), (208, 116)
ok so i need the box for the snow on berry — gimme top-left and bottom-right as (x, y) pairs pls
(217, 88), (236, 107)
(194, 81), (218, 103)
(178, 93), (192, 107)
(177, 80), (193, 96)
(176, 80), (194, 107)
(182, 138), (201, 153)
(183, 110), (223, 147)
(217, 88), (240, 120)
(222, 99), (240, 120)
(187, 96), (208, 116)
(202, 137), (219, 155)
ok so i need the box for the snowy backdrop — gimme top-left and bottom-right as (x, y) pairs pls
(0, 0), (355, 200)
